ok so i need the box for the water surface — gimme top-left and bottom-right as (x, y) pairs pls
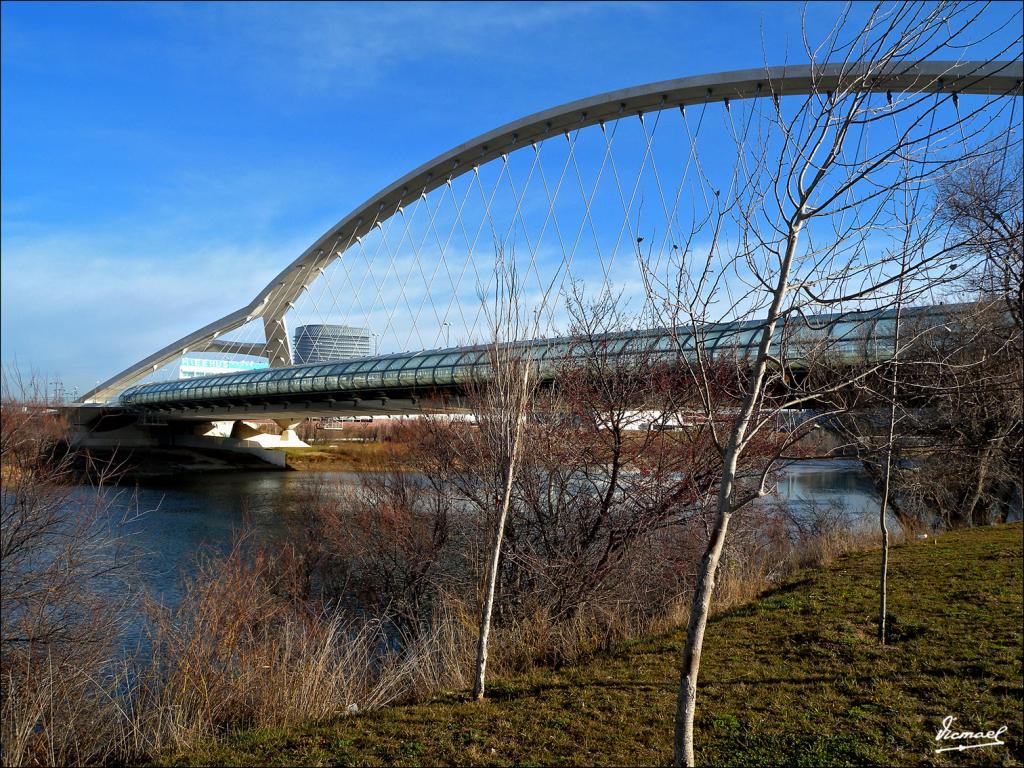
(106, 461), (879, 615)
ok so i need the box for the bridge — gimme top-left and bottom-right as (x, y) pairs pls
(117, 304), (950, 421)
(68, 61), (1021, 466)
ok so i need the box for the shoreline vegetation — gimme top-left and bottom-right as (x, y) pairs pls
(159, 522), (1023, 767)
(0, 403), (891, 766)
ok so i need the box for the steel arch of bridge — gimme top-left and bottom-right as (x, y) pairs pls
(82, 60), (1023, 404)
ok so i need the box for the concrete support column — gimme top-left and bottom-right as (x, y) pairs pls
(230, 421), (262, 440)
(195, 420), (235, 438)
(274, 419), (304, 445)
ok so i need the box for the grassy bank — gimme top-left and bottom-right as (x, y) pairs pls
(282, 442), (408, 471)
(281, 427), (696, 472)
(161, 523), (1022, 767)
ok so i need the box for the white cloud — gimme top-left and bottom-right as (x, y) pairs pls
(0, 228), (304, 392)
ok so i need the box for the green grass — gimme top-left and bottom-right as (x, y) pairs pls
(160, 523), (1023, 766)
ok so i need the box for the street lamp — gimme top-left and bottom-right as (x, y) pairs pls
(443, 322), (451, 346)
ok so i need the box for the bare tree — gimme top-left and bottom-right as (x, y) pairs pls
(875, 264), (905, 644)
(889, 301), (1021, 529)
(631, 5), (1021, 764)
(830, 153), (1022, 538)
(1, 372), (133, 657)
(284, 469), (453, 635)
(939, 153), (1023, 328)
(509, 292), (785, 624)
(471, 257), (538, 701)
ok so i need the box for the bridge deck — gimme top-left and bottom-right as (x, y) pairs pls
(118, 305), (969, 413)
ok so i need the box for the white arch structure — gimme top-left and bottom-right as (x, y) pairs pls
(82, 60), (1022, 404)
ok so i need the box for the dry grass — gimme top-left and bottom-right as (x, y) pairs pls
(283, 442), (409, 471)
(141, 512), (877, 756)
(1, 379), (141, 767)
(125, 534), (433, 757)
(1, 653), (134, 766)
(163, 523), (1023, 767)
(0, 507), (892, 767)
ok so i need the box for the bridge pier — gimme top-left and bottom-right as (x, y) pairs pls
(272, 419), (306, 447)
(193, 418), (309, 449)
(63, 406), (308, 474)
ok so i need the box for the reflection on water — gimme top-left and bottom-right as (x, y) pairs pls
(764, 459), (880, 520)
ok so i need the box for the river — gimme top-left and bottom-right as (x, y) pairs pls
(100, 461), (879, 623)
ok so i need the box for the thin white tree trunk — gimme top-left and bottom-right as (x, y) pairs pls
(879, 268), (904, 644)
(663, 9), (1010, 760)
(673, 469), (735, 766)
(473, 354), (531, 701)
(673, 221), (802, 766)
(878, 407), (895, 644)
(472, 450), (517, 700)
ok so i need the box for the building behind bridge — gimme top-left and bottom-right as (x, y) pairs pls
(178, 355), (268, 379)
(293, 324), (372, 364)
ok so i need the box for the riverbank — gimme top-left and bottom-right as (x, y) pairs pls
(282, 442), (410, 471)
(160, 522), (1022, 766)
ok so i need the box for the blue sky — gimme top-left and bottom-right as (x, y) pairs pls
(1, 1), (1019, 395)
